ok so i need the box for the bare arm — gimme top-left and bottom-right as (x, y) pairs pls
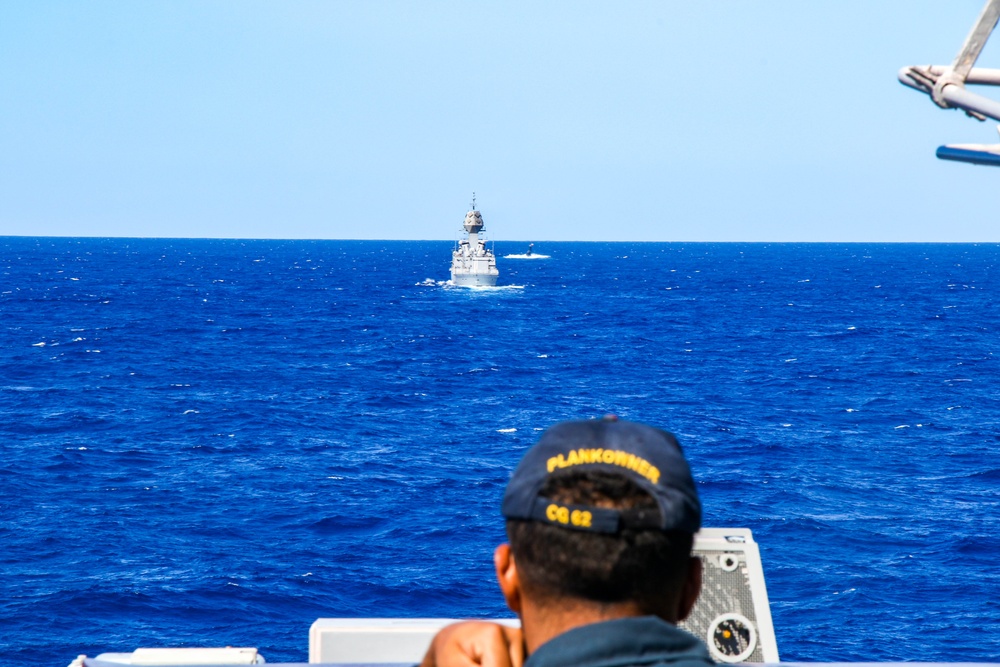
(419, 622), (525, 667)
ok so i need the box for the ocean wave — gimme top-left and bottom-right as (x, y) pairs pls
(3, 239), (1000, 663)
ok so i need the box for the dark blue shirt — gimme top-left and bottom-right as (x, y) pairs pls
(525, 616), (714, 667)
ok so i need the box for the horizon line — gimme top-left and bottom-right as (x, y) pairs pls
(1, 235), (999, 244)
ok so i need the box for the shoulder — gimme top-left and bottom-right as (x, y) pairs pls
(527, 617), (714, 667)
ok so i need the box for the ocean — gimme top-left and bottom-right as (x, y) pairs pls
(2, 238), (998, 665)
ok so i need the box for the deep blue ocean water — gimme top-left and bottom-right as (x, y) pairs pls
(2, 238), (999, 665)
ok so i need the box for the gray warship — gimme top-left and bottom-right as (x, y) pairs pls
(450, 194), (499, 287)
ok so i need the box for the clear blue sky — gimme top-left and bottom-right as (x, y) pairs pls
(2, 1), (999, 241)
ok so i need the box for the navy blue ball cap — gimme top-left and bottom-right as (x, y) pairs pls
(501, 418), (701, 534)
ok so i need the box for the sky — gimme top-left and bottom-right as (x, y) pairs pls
(1, 0), (999, 242)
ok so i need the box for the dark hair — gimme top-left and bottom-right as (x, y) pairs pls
(506, 470), (693, 616)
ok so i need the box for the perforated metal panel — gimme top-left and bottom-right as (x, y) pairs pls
(679, 528), (778, 663)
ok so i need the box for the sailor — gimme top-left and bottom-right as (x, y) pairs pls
(421, 417), (712, 667)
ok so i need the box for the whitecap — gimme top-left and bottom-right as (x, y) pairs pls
(537, 354), (548, 358)
(503, 254), (550, 259)
(895, 425), (909, 429)
(463, 284), (525, 291)
(182, 409), (199, 415)
(31, 342), (45, 347)
(497, 428), (517, 433)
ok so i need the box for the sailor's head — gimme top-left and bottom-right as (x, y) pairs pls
(496, 416), (703, 623)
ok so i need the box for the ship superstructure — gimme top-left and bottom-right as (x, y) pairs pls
(450, 194), (499, 286)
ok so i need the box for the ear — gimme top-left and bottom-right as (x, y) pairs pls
(494, 543), (523, 615)
(677, 555), (702, 622)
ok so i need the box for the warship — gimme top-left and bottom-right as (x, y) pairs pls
(450, 194), (499, 287)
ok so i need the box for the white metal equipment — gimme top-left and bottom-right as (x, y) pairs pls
(68, 647), (264, 666)
(899, 0), (1000, 165)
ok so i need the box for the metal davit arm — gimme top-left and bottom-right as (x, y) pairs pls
(949, 0), (1000, 87)
(899, 0), (1000, 122)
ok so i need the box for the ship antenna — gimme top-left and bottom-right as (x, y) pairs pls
(471, 192), (476, 211)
